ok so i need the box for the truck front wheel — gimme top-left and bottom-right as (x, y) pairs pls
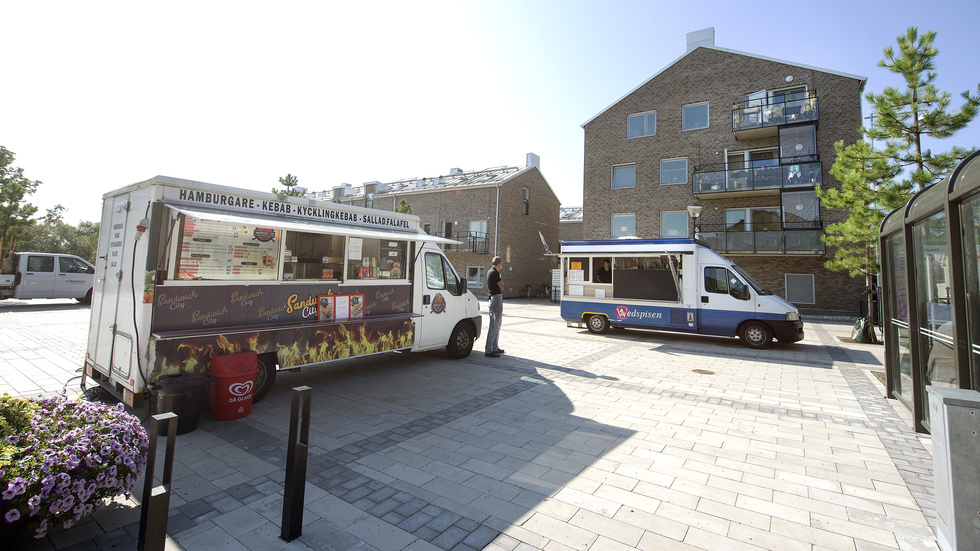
(253, 353), (278, 403)
(739, 322), (773, 349)
(586, 314), (610, 334)
(447, 323), (474, 359)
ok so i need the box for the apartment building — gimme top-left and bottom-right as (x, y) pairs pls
(312, 153), (560, 298)
(582, 28), (868, 315)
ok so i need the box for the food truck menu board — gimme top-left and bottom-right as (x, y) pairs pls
(177, 218), (280, 280)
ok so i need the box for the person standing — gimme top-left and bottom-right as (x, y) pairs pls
(485, 256), (504, 357)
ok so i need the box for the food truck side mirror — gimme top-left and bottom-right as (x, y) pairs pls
(458, 276), (467, 292)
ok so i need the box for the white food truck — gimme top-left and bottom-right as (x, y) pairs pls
(0, 252), (95, 302)
(559, 239), (803, 348)
(83, 176), (482, 407)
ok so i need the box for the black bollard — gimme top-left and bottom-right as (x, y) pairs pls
(138, 412), (178, 551)
(281, 386), (312, 542)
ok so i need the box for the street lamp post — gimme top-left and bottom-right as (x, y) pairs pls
(687, 203), (703, 240)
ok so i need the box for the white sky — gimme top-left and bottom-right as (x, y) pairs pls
(3, 0), (979, 224)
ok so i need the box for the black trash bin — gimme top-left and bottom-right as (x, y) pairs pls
(150, 373), (214, 435)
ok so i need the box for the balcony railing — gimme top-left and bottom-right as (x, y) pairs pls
(433, 231), (490, 254)
(732, 92), (819, 139)
(694, 159), (822, 194)
(697, 224), (825, 255)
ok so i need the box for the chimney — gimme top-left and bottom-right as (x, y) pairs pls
(686, 27), (715, 53)
(526, 153), (540, 170)
(363, 181), (380, 195)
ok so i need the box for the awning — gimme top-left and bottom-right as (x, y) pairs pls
(166, 204), (458, 244)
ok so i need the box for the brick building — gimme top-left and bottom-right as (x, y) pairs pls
(582, 28), (868, 315)
(312, 153), (560, 298)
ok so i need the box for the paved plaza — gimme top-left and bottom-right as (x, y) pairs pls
(0, 298), (938, 550)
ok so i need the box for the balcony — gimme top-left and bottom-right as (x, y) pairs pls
(698, 224), (825, 255)
(733, 92), (819, 140)
(694, 159), (822, 197)
(433, 231), (489, 254)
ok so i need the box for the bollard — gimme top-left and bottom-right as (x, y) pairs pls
(281, 386), (312, 542)
(138, 412), (178, 551)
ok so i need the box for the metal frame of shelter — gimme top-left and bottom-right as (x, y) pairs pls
(879, 150), (980, 433)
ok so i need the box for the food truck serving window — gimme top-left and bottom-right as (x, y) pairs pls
(347, 238), (407, 280)
(175, 218), (280, 281)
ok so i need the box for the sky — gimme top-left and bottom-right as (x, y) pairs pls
(3, 0), (979, 224)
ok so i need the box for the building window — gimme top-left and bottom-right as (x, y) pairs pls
(611, 214), (636, 238)
(523, 187), (530, 215)
(785, 273), (815, 304)
(422, 223), (431, 235)
(611, 165), (636, 189)
(467, 266), (486, 289)
(660, 211), (689, 237)
(365, 193), (373, 209)
(660, 158), (688, 185)
(628, 111), (656, 138)
(682, 102), (709, 130)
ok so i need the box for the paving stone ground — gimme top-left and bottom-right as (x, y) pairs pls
(1, 298), (938, 550)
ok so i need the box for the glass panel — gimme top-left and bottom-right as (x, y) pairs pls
(725, 209), (747, 230)
(176, 220), (279, 281)
(628, 112), (656, 138)
(612, 165), (636, 189)
(661, 159), (688, 185)
(912, 212), (955, 392)
(683, 103), (708, 130)
(704, 267), (728, 294)
(960, 194), (980, 386)
(660, 212), (688, 237)
(884, 234), (913, 406)
(611, 214), (636, 238)
(59, 257), (90, 273)
(27, 255), (55, 272)
(782, 191), (820, 228)
(467, 266), (485, 288)
(424, 253), (446, 290)
(779, 124), (818, 161)
(752, 208), (782, 231)
(346, 238), (407, 280)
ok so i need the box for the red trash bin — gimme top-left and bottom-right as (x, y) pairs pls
(208, 351), (259, 421)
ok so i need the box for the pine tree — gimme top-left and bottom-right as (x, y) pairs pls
(866, 27), (980, 191)
(394, 199), (412, 214)
(0, 146), (41, 267)
(819, 27), (979, 339)
(272, 173), (306, 197)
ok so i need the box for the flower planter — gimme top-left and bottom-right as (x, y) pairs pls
(1, 395), (148, 539)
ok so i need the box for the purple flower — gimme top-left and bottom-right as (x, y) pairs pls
(5, 435), (19, 444)
(5, 508), (21, 523)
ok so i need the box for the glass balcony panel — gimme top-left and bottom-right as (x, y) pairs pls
(727, 231), (755, 252)
(756, 231), (784, 252)
(694, 160), (822, 194)
(785, 230), (824, 253)
(733, 93), (819, 136)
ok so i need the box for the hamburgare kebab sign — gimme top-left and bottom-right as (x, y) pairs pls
(163, 186), (417, 232)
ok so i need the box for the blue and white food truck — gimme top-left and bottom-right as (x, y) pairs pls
(558, 239), (803, 348)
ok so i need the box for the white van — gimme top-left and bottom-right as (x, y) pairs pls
(83, 176), (482, 407)
(559, 239), (803, 348)
(0, 252), (95, 303)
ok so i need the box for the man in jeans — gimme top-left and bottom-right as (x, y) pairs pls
(485, 256), (504, 357)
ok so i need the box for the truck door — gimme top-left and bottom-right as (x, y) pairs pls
(55, 256), (93, 299)
(21, 254), (56, 298)
(698, 265), (755, 336)
(415, 250), (463, 349)
(91, 199), (131, 375)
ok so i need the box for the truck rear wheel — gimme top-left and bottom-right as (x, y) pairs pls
(253, 353), (277, 403)
(80, 289), (92, 305)
(739, 322), (773, 349)
(586, 314), (610, 334)
(447, 322), (474, 359)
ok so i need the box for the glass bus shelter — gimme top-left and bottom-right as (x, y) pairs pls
(879, 150), (980, 433)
